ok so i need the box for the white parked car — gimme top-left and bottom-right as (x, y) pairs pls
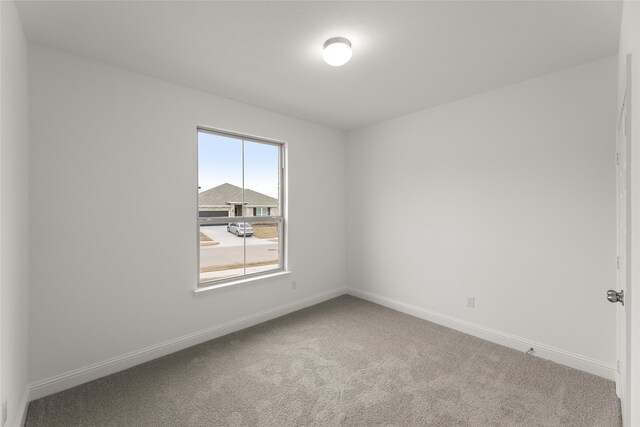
(227, 222), (253, 237)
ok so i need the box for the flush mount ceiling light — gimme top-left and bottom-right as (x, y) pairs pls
(323, 37), (352, 66)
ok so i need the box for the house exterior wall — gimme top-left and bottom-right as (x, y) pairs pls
(199, 205), (280, 217)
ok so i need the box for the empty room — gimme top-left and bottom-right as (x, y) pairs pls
(2, 1), (640, 426)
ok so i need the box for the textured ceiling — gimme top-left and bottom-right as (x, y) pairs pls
(16, 1), (622, 130)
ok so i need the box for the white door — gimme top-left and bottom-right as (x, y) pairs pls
(614, 54), (632, 419)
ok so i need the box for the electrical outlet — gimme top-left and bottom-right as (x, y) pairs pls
(2, 399), (7, 426)
(466, 296), (475, 308)
(291, 280), (297, 290)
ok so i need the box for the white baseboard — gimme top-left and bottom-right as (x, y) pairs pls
(347, 287), (616, 380)
(28, 287), (348, 402)
(14, 386), (30, 427)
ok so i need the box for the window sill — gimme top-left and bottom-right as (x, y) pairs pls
(194, 270), (291, 294)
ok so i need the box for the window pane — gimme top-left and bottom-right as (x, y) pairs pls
(198, 132), (243, 219)
(197, 130), (284, 286)
(243, 141), (280, 217)
(245, 220), (281, 275)
(199, 224), (246, 283)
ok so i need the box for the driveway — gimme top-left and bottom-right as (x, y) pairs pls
(200, 225), (276, 247)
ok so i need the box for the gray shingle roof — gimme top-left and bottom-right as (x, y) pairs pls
(199, 183), (278, 207)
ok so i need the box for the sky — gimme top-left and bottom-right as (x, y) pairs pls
(198, 131), (280, 199)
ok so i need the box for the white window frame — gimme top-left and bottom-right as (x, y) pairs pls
(196, 127), (286, 289)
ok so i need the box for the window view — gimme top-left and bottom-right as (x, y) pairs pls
(198, 129), (283, 285)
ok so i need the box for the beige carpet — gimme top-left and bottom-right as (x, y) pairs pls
(25, 295), (621, 426)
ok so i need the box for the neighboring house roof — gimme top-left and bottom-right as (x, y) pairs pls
(199, 183), (278, 207)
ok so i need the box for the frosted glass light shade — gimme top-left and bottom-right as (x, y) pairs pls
(323, 37), (352, 66)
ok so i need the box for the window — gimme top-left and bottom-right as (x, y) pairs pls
(197, 129), (284, 286)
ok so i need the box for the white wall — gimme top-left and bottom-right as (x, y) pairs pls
(1, 1), (30, 425)
(618, 2), (640, 425)
(347, 57), (617, 375)
(28, 45), (347, 392)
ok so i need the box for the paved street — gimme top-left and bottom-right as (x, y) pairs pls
(200, 263), (278, 282)
(199, 225), (279, 282)
(200, 244), (279, 267)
